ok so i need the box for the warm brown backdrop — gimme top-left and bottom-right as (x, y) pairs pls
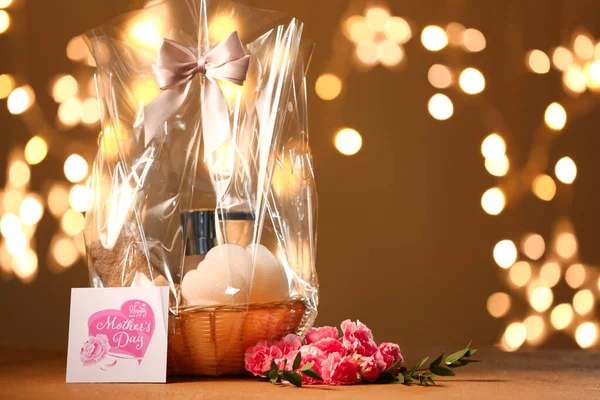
(1, 0), (599, 349)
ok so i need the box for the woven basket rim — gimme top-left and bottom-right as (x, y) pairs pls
(170, 297), (307, 315)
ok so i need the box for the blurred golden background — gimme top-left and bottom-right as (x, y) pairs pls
(1, 0), (600, 352)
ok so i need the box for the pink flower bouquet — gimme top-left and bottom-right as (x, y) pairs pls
(245, 320), (478, 387)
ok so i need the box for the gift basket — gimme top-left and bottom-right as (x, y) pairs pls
(83, 0), (318, 375)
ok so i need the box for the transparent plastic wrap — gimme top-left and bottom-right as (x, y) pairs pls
(83, 0), (318, 375)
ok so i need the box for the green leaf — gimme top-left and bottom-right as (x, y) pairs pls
(271, 360), (277, 371)
(293, 351), (302, 370)
(397, 374), (405, 384)
(261, 369), (272, 378)
(269, 370), (278, 380)
(448, 359), (481, 368)
(430, 353), (444, 368)
(302, 367), (323, 381)
(383, 358), (404, 375)
(445, 348), (469, 365)
(269, 376), (279, 384)
(427, 377), (436, 385)
(411, 357), (430, 374)
(430, 366), (456, 376)
(466, 349), (478, 357)
(409, 377), (420, 384)
(300, 362), (315, 372)
(281, 371), (303, 387)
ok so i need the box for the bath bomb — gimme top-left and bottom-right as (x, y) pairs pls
(203, 244), (253, 283)
(246, 244), (290, 303)
(181, 244), (252, 305)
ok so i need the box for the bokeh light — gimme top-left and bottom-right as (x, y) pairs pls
(356, 41), (379, 65)
(364, 7), (389, 32)
(0, 73), (15, 99)
(347, 16), (375, 43)
(0, 213), (21, 238)
(427, 93), (453, 120)
(0, 1), (13, 9)
(554, 157), (577, 184)
(573, 34), (594, 60)
(565, 263), (585, 288)
(66, 36), (88, 62)
(551, 303), (574, 330)
(502, 322), (526, 351)
(459, 67), (485, 94)
(462, 28), (486, 52)
(540, 262), (561, 287)
(485, 155), (509, 176)
(209, 15), (238, 42)
(493, 239), (517, 269)
(61, 209), (85, 236)
(315, 74), (342, 101)
(522, 233), (545, 260)
(573, 289), (594, 315)
(481, 188), (505, 215)
(563, 65), (587, 94)
(7, 86), (34, 115)
(544, 102), (567, 131)
(552, 47), (575, 71)
(51, 75), (78, 103)
(421, 25), (448, 51)
(47, 184), (70, 217)
(129, 20), (162, 48)
(524, 315), (545, 344)
(527, 50), (551, 74)
(509, 261), (532, 287)
(8, 160), (30, 188)
(57, 97), (82, 126)
(556, 232), (577, 260)
(575, 322), (597, 349)
(481, 133), (506, 160)
(445, 22), (465, 46)
(69, 184), (90, 213)
(24, 136), (48, 165)
(51, 236), (79, 268)
(0, 10), (9, 34)
(81, 98), (100, 124)
(2, 189), (23, 214)
(377, 40), (403, 67)
(532, 174), (556, 201)
(13, 249), (38, 283)
(487, 292), (511, 318)
(384, 17), (411, 44)
(529, 286), (554, 312)
(334, 128), (362, 156)
(19, 195), (43, 226)
(427, 64), (452, 89)
(63, 154), (89, 183)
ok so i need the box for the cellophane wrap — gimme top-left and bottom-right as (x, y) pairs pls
(83, 0), (318, 333)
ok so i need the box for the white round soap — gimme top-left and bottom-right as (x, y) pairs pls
(246, 244), (290, 303)
(181, 244), (252, 305)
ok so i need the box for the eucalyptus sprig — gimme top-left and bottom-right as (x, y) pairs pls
(395, 342), (479, 386)
(261, 351), (323, 387)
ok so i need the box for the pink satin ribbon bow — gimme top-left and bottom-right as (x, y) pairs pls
(142, 32), (251, 161)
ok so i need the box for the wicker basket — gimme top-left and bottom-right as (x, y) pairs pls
(167, 298), (308, 376)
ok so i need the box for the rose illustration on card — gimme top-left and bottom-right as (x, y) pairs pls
(84, 299), (156, 367)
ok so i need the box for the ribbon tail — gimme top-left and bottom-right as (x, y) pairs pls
(143, 83), (190, 146)
(202, 77), (232, 161)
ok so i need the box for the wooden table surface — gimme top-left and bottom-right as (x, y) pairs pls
(1, 346), (599, 399)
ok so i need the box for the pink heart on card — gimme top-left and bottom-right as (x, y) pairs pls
(88, 299), (155, 361)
